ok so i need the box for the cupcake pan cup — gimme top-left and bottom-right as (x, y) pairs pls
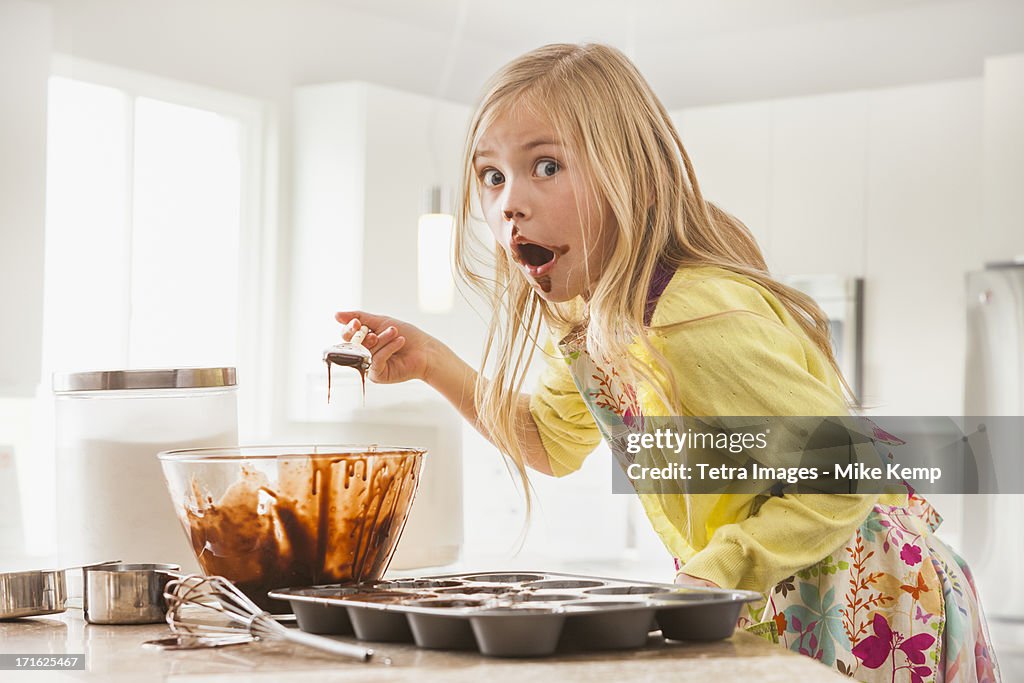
(347, 606), (414, 642)
(559, 601), (656, 650)
(647, 591), (751, 642)
(293, 600), (355, 635)
(470, 608), (567, 657)
(405, 600), (486, 650)
(269, 571), (761, 658)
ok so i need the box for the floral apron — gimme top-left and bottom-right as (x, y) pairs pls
(557, 330), (1001, 683)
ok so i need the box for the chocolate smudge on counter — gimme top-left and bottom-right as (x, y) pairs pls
(182, 450), (422, 612)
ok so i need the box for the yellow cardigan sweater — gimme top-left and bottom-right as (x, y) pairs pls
(529, 265), (900, 593)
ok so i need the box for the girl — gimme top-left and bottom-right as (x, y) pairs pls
(335, 44), (999, 682)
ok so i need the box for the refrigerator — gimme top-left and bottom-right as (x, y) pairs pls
(962, 263), (1024, 620)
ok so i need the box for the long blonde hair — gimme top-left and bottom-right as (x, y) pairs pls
(453, 43), (855, 508)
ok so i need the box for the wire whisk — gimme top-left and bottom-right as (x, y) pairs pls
(164, 574), (375, 662)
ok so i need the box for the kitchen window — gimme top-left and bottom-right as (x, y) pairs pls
(19, 59), (277, 558)
(42, 57), (277, 440)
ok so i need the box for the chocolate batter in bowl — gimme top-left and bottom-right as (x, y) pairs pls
(158, 445), (425, 612)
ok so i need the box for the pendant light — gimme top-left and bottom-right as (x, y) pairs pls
(417, 186), (455, 313)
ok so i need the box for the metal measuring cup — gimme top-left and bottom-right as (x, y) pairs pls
(0, 568), (69, 620)
(0, 560), (120, 620)
(83, 563), (181, 625)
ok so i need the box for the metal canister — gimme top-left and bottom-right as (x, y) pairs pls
(83, 563), (180, 624)
(53, 368), (238, 571)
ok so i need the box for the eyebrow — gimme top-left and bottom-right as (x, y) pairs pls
(473, 138), (561, 161)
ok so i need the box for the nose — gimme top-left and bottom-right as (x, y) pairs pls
(500, 179), (530, 223)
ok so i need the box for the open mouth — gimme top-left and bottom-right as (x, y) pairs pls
(516, 242), (556, 268)
(510, 227), (563, 278)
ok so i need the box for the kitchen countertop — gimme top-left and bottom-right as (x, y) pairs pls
(1, 611), (848, 682)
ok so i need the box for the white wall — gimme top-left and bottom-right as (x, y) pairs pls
(0, 0), (51, 397)
(0, 0), (51, 566)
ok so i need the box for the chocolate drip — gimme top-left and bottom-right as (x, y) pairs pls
(324, 352), (368, 405)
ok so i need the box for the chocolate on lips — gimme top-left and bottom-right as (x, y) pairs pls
(182, 451), (422, 613)
(510, 225), (569, 293)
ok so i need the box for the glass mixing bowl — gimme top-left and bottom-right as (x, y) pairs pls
(158, 445), (426, 612)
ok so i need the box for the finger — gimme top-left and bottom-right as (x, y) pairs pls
(334, 311), (365, 325)
(335, 310), (390, 330)
(343, 319), (381, 346)
(340, 318), (361, 342)
(371, 335), (406, 368)
(373, 326), (398, 347)
(364, 325), (400, 350)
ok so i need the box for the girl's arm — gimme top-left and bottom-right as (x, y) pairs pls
(334, 310), (553, 476)
(423, 342), (554, 476)
(659, 308), (878, 593)
(650, 274), (879, 593)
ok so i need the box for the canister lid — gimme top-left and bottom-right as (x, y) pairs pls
(52, 367), (236, 392)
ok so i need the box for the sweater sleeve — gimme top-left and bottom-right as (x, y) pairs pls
(654, 280), (877, 593)
(529, 339), (602, 477)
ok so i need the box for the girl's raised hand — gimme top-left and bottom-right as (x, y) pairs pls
(333, 310), (439, 385)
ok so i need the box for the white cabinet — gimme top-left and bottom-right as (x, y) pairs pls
(678, 93), (871, 279)
(983, 53), (1024, 263)
(768, 92), (869, 278)
(861, 79), (983, 415)
(673, 102), (773, 261)
(288, 82), (472, 421)
(289, 82), (369, 420)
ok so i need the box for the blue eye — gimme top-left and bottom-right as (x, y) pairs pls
(481, 169), (504, 187)
(534, 159), (560, 177)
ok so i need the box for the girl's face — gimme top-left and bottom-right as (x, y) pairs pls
(473, 108), (615, 302)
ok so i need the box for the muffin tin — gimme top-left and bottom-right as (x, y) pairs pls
(268, 571), (761, 657)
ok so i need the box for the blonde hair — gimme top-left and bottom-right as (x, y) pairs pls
(453, 43), (855, 509)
